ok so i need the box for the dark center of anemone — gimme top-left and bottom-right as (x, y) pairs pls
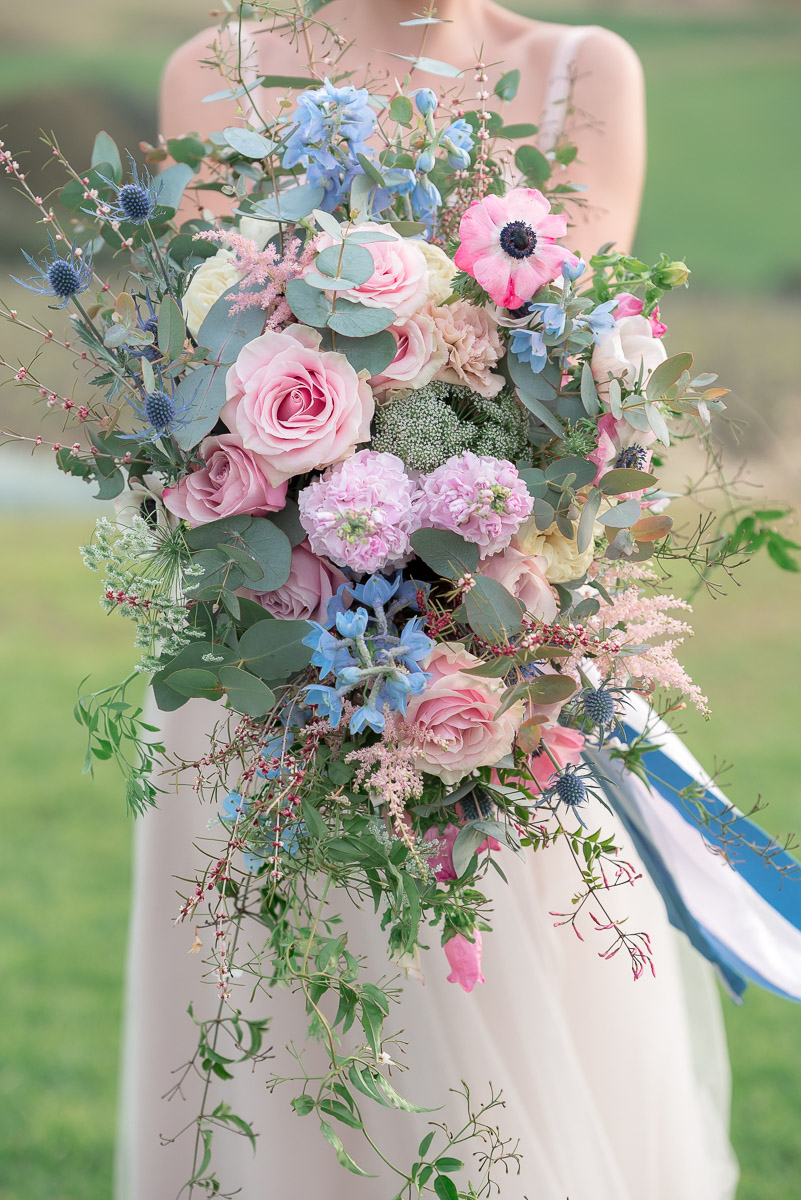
(499, 220), (538, 260)
(144, 389), (175, 430)
(47, 259), (81, 298)
(118, 183), (154, 224)
(615, 445), (648, 470)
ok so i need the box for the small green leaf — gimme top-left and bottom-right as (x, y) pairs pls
(91, 131), (122, 182)
(435, 1157), (465, 1173)
(253, 182), (326, 221)
(598, 468), (657, 495)
(434, 1173), (460, 1200)
(165, 668), (221, 699)
(157, 295), (186, 362)
(291, 1093), (315, 1116)
(646, 352), (694, 401)
(218, 666), (276, 717)
(451, 825), (486, 878)
(223, 126), (272, 158)
(464, 576), (524, 642)
(356, 152), (386, 187)
(260, 74), (322, 89)
(576, 488), (601, 553)
(327, 300), (395, 338)
(238, 618), (313, 683)
(301, 800), (328, 841)
(580, 361), (600, 416)
(319, 1120), (375, 1176)
(597, 499), (642, 528)
(285, 278), (333, 327)
(494, 68), (521, 101)
(389, 95), (414, 125)
(515, 144), (551, 185)
(319, 328), (397, 376)
(410, 528), (479, 579)
(498, 123), (539, 139)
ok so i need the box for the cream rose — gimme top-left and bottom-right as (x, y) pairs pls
(513, 519), (595, 584)
(184, 249), (242, 340)
(238, 214), (281, 249)
(591, 314), (668, 398)
(418, 240), (457, 305)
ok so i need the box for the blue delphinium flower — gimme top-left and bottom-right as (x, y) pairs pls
(414, 88), (438, 116)
(100, 155), (161, 225)
(561, 257), (586, 283)
(575, 298), (618, 341)
(283, 79), (377, 210)
(529, 301), (566, 338)
(303, 623), (356, 678)
(441, 118), (474, 169)
(13, 233), (93, 308)
(305, 684), (343, 727)
(510, 328), (548, 372)
(121, 377), (193, 444)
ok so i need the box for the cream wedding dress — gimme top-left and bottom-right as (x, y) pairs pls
(116, 29), (739, 1199)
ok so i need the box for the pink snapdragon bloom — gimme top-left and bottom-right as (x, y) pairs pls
(314, 222), (429, 317)
(221, 324), (374, 487)
(444, 932), (485, 992)
(528, 725), (586, 791)
(454, 188), (578, 309)
(431, 300), (504, 398)
(250, 540), (346, 623)
(416, 451), (533, 558)
(615, 291), (668, 338)
(481, 546), (557, 621)
(298, 450), (421, 574)
(162, 434), (287, 526)
(370, 309), (446, 396)
(403, 642), (523, 785)
(422, 822), (501, 882)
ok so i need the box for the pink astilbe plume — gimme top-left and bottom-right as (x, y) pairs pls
(194, 229), (314, 329)
(346, 714), (424, 853)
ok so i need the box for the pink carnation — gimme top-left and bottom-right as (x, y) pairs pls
(454, 187), (578, 309)
(297, 450), (421, 574)
(432, 300), (504, 398)
(313, 222), (429, 318)
(162, 434), (287, 527)
(481, 546), (557, 621)
(221, 324), (374, 487)
(416, 451), (533, 558)
(250, 540), (346, 623)
(370, 309), (445, 396)
(444, 932), (485, 992)
(403, 642), (523, 785)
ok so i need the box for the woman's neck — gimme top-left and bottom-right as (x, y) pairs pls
(325, 0), (488, 62)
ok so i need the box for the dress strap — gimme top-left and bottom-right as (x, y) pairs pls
(538, 25), (597, 154)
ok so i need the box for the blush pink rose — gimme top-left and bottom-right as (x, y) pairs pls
(527, 725), (585, 791)
(432, 300), (504, 398)
(162, 433), (287, 527)
(481, 546), (557, 622)
(591, 315), (668, 399)
(403, 642), (522, 785)
(370, 310), (446, 396)
(221, 324), (374, 487)
(314, 223), (429, 318)
(444, 931), (485, 992)
(251, 540), (346, 623)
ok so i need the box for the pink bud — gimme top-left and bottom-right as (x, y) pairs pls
(444, 932), (485, 993)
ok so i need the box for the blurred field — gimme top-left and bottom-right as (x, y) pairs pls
(2, 1), (801, 1198)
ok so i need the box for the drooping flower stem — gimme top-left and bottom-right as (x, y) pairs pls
(145, 221), (175, 296)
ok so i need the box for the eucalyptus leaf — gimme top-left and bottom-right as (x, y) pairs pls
(452, 825), (486, 878)
(285, 278), (332, 327)
(186, 515), (291, 592)
(219, 666), (276, 717)
(580, 361), (600, 415)
(172, 363), (227, 450)
(494, 69), (520, 100)
(91, 131), (122, 182)
(597, 499), (641, 528)
(498, 123), (539, 139)
(389, 95), (414, 125)
(646, 352), (694, 401)
(267, 499), (307, 547)
(166, 668), (221, 699)
(311, 208), (344, 239)
(464, 576), (524, 641)
(251, 182), (326, 221)
(238, 618), (313, 682)
(318, 328), (397, 375)
(608, 378), (623, 419)
(152, 163), (194, 216)
(195, 280), (266, 362)
(391, 53), (463, 77)
(576, 487), (601, 553)
(157, 295), (186, 362)
(410, 529), (479, 579)
(645, 402), (671, 446)
(327, 300), (395, 338)
(598, 468), (657, 495)
(317, 242), (375, 285)
(545, 456), (597, 488)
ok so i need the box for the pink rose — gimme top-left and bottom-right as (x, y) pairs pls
(162, 433), (287, 527)
(370, 310), (446, 396)
(250, 540), (346, 623)
(527, 725), (585, 791)
(444, 932), (485, 992)
(314, 223), (429, 318)
(432, 300), (504, 398)
(591, 315), (668, 399)
(481, 546), (557, 622)
(403, 642), (522, 785)
(221, 324), (374, 487)
(615, 292), (668, 338)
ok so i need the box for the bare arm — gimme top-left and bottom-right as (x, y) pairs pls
(556, 28), (647, 260)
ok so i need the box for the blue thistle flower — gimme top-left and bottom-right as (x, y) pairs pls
(581, 686), (616, 728)
(554, 768), (587, 808)
(12, 233), (93, 308)
(101, 155), (161, 226)
(121, 377), (193, 444)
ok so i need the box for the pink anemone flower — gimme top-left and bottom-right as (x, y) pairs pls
(454, 187), (578, 310)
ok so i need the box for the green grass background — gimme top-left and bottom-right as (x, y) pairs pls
(2, 3), (801, 1198)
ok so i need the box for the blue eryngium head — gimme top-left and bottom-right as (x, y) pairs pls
(12, 233), (93, 308)
(101, 154), (161, 226)
(121, 377), (193, 444)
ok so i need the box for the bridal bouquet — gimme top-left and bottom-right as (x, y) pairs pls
(3, 6), (799, 1194)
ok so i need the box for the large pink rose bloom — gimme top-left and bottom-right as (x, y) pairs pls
(481, 546), (557, 621)
(298, 449), (421, 574)
(370, 310), (445, 396)
(314, 222), (429, 318)
(454, 187), (578, 309)
(162, 434), (287, 527)
(251, 540), (345, 623)
(416, 451), (533, 558)
(591, 314), (668, 399)
(221, 324), (374, 487)
(403, 643), (522, 785)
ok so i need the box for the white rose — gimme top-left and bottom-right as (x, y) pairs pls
(590, 314), (668, 398)
(183, 249), (242, 340)
(418, 240), (457, 305)
(238, 214), (281, 249)
(512, 499), (613, 584)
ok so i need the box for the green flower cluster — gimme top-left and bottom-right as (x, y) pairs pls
(372, 380), (528, 472)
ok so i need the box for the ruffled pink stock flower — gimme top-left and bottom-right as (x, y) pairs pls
(221, 325), (374, 487)
(251, 540), (346, 623)
(298, 450), (421, 574)
(615, 291), (668, 338)
(444, 932), (485, 993)
(369, 309), (445, 396)
(162, 434), (287, 527)
(313, 222), (429, 318)
(454, 188), (578, 309)
(416, 452), (533, 558)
